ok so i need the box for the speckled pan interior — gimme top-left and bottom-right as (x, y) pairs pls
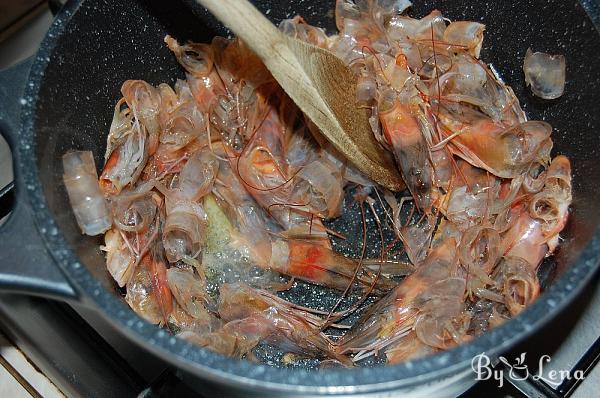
(17, 0), (600, 394)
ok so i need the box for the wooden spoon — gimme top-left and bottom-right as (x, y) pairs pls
(197, 0), (405, 191)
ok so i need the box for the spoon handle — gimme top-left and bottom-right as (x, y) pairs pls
(196, 0), (319, 133)
(197, 0), (285, 62)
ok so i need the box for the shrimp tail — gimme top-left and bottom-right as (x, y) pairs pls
(141, 253), (173, 326)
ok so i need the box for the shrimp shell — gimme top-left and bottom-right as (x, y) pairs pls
(177, 150), (219, 202)
(336, 238), (459, 361)
(447, 119), (553, 178)
(529, 189), (569, 252)
(102, 228), (135, 287)
(166, 267), (209, 319)
(413, 277), (467, 349)
(379, 99), (434, 212)
(126, 262), (164, 325)
(459, 226), (501, 275)
(112, 190), (157, 233)
(502, 210), (547, 268)
(178, 316), (265, 358)
(523, 48), (566, 100)
(290, 159), (344, 219)
(459, 226), (501, 298)
(280, 16), (330, 48)
(164, 35), (214, 77)
(122, 80), (161, 155)
(62, 151), (111, 235)
(160, 102), (206, 150)
(218, 283), (351, 365)
(163, 201), (208, 263)
(105, 98), (133, 161)
(100, 124), (147, 195)
(544, 155), (572, 200)
(443, 21), (485, 58)
(494, 256), (540, 316)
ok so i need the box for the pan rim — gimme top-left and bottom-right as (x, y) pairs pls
(16, 0), (600, 393)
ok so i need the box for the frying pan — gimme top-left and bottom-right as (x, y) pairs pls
(1, 0), (600, 396)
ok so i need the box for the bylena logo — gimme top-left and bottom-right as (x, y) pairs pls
(471, 352), (585, 388)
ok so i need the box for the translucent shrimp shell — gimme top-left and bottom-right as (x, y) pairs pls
(523, 48), (566, 100)
(162, 199), (207, 262)
(62, 151), (111, 235)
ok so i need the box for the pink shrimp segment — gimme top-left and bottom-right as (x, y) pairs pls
(270, 238), (394, 293)
(445, 118), (553, 179)
(380, 101), (434, 213)
(164, 35), (225, 113)
(235, 104), (343, 231)
(336, 237), (466, 364)
(217, 283), (351, 365)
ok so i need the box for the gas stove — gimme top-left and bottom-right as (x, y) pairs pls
(0, 2), (599, 397)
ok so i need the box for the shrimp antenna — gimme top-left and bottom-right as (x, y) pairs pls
(321, 195), (368, 329)
(322, 189), (386, 329)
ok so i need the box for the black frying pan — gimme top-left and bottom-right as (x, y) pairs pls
(1, 0), (600, 396)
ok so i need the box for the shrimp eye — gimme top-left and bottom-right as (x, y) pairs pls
(180, 44), (213, 75)
(184, 49), (202, 59)
(409, 167), (430, 195)
(121, 206), (146, 229)
(532, 197), (558, 218)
